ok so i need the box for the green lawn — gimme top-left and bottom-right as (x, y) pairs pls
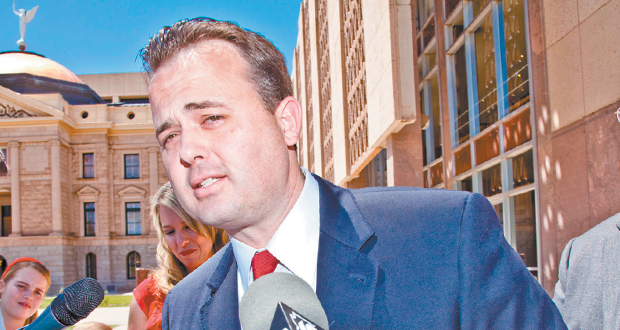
(40, 294), (133, 310)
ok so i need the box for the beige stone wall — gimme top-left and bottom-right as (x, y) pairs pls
(20, 180), (52, 235)
(544, 0), (620, 131)
(61, 143), (72, 234)
(77, 72), (150, 102)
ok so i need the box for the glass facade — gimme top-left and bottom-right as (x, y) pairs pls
(424, 0), (538, 275)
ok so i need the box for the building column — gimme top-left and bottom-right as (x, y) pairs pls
(8, 142), (21, 236)
(108, 149), (116, 236)
(148, 147), (159, 235)
(386, 124), (425, 187)
(50, 140), (62, 236)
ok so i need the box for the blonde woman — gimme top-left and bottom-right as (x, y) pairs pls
(0, 257), (51, 330)
(128, 182), (228, 330)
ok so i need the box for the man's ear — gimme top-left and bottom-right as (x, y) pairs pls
(0, 279), (5, 297)
(274, 96), (303, 147)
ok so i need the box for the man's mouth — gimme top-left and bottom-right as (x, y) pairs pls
(198, 177), (221, 189)
(180, 249), (197, 256)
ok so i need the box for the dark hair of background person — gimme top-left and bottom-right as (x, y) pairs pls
(140, 17), (293, 114)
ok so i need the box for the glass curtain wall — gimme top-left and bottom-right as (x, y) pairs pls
(417, 3), (444, 188)
(444, 0), (537, 278)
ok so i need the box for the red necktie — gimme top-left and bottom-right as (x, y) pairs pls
(251, 250), (279, 280)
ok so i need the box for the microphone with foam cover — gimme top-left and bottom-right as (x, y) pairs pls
(20, 277), (105, 329)
(239, 273), (329, 330)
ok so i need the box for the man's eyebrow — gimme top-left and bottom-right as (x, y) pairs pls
(155, 122), (172, 137)
(183, 100), (225, 112)
(155, 101), (226, 137)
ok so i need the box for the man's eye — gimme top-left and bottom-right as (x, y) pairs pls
(162, 133), (178, 146)
(204, 115), (222, 123)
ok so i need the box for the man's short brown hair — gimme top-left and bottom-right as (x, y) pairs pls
(140, 17), (292, 113)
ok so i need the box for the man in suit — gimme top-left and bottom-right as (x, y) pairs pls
(553, 213), (620, 329)
(143, 17), (566, 329)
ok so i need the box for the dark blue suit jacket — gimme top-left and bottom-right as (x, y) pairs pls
(162, 176), (566, 329)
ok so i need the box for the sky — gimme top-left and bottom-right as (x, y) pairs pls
(0, 0), (301, 75)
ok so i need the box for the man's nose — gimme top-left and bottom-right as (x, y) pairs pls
(178, 130), (208, 168)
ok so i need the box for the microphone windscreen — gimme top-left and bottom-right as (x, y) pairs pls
(51, 277), (105, 326)
(239, 273), (329, 330)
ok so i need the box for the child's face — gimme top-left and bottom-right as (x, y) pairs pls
(0, 267), (48, 323)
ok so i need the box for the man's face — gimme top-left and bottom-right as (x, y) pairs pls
(149, 40), (293, 234)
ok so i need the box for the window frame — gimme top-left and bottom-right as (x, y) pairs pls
(82, 153), (95, 179)
(124, 154), (140, 179)
(126, 251), (141, 280)
(125, 202), (141, 236)
(85, 252), (97, 279)
(0, 148), (7, 177)
(83, 202), (96, 237)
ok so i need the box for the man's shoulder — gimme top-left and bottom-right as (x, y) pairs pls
(570, 213), (620, 251)
(346, 185), (473, 215)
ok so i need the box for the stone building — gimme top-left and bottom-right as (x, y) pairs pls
(0, 51), (162, 293)
(292, 0), (620, 295)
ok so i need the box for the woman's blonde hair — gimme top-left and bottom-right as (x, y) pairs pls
(2, 259), (51, 326)
(150, 182), (228, 295)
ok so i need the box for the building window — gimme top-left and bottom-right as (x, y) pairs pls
(0, 149), (7, 177)
(127, 251), (141, 279)
(86, 253), (97, 279)
(457, 176), (473, 192)
(83, 153), (94, 178)
(124, 154), (140, 179)
(1, 206), (11, 237)
(514, 190), (537, 274)
(473, 14), (498, 132)
(482, 163), (502, 197)
(443, 0), (537, 279)
(84, 202), (95, 236)
(366, 149), (388, 187)
(125, 202), (141, 235)
(504, 0), (530, 112)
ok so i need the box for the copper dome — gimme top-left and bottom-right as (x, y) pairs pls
(0, 51), (83, 84)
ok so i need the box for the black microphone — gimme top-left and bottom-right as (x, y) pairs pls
(239, 273), (329, 330)
(20, 277), (105, 329)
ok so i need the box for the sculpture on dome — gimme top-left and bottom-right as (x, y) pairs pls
(13, 1), (39, 51)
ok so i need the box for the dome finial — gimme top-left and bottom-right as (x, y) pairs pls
(13, 1), (39, 51)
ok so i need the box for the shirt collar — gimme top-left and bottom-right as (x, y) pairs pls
(230, 168), (321, 293)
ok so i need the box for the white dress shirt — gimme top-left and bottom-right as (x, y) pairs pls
(230, 167), (321, 303)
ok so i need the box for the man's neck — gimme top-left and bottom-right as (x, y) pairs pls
(228, 167), (306, 249)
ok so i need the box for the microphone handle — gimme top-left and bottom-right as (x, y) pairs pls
(18, 298), (65, 330)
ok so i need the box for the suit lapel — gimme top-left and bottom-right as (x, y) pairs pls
(314, 176), (378, 329)
(199, 246), (241, 330)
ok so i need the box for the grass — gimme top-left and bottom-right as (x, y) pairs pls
(40, 294), (133, 310)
